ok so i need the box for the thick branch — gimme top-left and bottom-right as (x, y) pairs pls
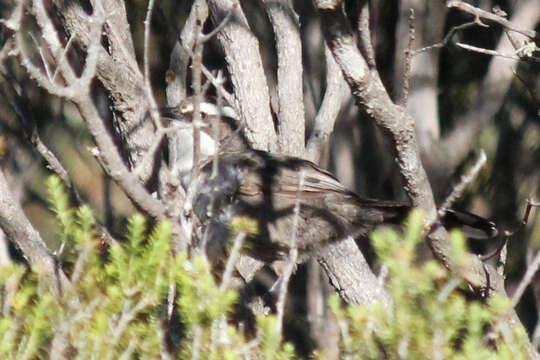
(306, 45), (347, 163)
(316, 0), (435, 215)
(207, 0), (278, 152)
(73, 93), (168, 223)
(315, 4), (538, 355)
(0, 169), (68, 297)
(318, 238), (389, 306)
(314, 0), (495, 291)
(262, 0), (305, 157)
(51, 0), (158, 181)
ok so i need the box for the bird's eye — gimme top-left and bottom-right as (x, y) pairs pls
(180, 103), (194, 114)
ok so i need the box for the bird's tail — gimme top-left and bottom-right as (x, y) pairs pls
(363, 199), (498, 240)
(440, 209), (498, 240)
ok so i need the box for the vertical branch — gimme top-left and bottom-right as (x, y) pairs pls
(207, 0), (278, 152)
(190, 10), (205, 182)
(305, 46), (347, 163)
(167, 0), (210, 108)
(262, 0), (305, 157)
(142, 0), (162, 129)
(399, 9), (415, 107)
(356, 0), (376, 69)
(314, 0), (495, 291)
(276, 170), (304, 333)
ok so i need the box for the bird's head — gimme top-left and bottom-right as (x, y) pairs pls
(161, 97), (242, 184)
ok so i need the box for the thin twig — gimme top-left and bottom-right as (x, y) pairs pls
(456, 42), (523, 60)
(179, 42), (237, 111)
(29, 33), (53, 81)
(52, 32), (76, 83)
(437, 149), (486, 220)
(142, 0), (162, 126)
(446, 0), (538, 40)
(143, 0), (157, 94)
(357, 2), (376, 69)
(513, 70), (539, 106)
(0, 71), (82, 203)
(276, 170), (305, 333)
(199, 3), (236, 43)
(511, 251), (540, 308)
(212, 74), (225, 178)
(400, 9), (415, 107)
(32, 0), (76, 82)
(32, 130), (82, 203)
(108, 297), (152, 353)
(415, 20), (477, 55)
(190, 12), (205, 183)
(220, 232), (247, 291)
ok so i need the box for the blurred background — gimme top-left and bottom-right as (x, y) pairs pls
(0, 0), (539, 354)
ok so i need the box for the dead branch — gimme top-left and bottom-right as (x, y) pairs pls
(446, 0), (538, 40)
(437, 150), (487, 220)
(456, 42), (525, 60)
(313, 0), (519, 307)
(399, 9), (415, 107)
(440, 0), (540, 169)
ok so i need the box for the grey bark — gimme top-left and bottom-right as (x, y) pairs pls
(262, 0), (306, 157)
(207, 0), (278, 152)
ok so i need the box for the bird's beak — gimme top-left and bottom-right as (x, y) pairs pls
(160, 106), (186, 122)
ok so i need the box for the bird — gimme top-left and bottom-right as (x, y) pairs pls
(162, 98), (498, 262)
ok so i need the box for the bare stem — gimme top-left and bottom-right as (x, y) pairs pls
(437, 149), (486, 220)
(276, 170), (305, 333)
(399, 9), (415, 107)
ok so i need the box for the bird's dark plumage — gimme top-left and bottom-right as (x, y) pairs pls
(192, 151), (497, 262)
(164, 100), (498, 262)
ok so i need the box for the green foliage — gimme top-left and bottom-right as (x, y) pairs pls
(0, 178), (530, 359)
(0, 176), (295, 359)
(330, 209), (529, 359)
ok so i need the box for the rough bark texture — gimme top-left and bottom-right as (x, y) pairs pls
(315, 0), (437, 216)
(318, 237), (389, 305)
(0, 170), (68, 297)
(262, 0), (306, 157)
(207, 0), (278, 152)
(306, 45), (348, 163)
(52, 0), (158, 182)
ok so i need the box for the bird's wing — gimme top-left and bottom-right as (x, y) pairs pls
(236, 153), (352, 200)
(276, 161), (351, 198)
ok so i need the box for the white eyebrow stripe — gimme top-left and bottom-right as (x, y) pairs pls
(199, 102), (239, 120)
